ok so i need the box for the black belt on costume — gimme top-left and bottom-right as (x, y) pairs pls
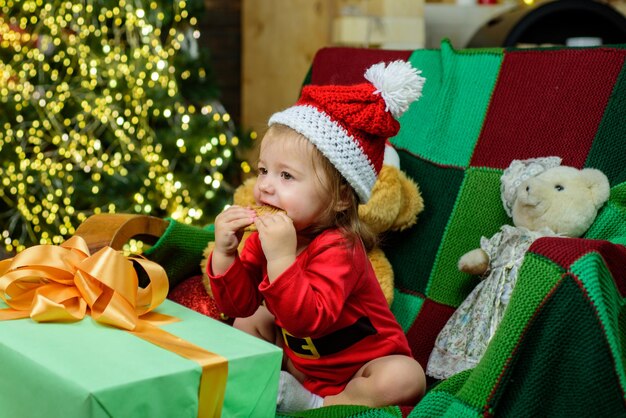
(281, 316), (377, 359)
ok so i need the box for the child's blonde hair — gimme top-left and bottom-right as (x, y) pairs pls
(262, 124), (377, 251)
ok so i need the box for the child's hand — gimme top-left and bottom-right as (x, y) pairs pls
(254, 213), (296, 280)
(213, 205), (255, 256)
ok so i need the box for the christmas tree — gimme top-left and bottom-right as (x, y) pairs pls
(0, 0), (252, 253)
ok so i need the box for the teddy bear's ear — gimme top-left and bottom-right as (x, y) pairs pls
(391, 169), (425, 231)
(359, 165), (403, 234)
(581, 168), (610, 209)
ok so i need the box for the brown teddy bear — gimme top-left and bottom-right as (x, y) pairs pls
(200, 145), (424, 306)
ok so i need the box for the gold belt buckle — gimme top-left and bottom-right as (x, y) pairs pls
(281, 328), (321, 359)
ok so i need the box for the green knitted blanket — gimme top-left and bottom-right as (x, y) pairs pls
(151, 41), (626, 417)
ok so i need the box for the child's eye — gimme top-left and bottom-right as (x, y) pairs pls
(258, 167), (268, 175)
(555, 184), (564, 191)
(281, 171), (293, 180)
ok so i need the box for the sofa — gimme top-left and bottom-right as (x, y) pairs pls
(77, 40), (626, 417)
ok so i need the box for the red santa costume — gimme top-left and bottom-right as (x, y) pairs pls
(208, 229), (411, 396)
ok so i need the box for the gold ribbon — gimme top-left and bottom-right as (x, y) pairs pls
(0, 236), (227, 417)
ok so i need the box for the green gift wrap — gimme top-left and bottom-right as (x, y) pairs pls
(0, 299), (282, 418)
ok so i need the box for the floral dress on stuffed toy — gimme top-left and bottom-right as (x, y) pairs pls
(426, 224), (558, 379)
(427, 157), (564, 380)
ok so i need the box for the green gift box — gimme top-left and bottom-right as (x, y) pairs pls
(0, 299), (282, 418)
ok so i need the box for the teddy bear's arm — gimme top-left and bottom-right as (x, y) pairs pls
(457, 248), (490, 276)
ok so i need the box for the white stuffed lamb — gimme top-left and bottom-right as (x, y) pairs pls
(426, 157), (611, 380)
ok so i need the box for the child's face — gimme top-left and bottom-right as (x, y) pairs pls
(253, 129), (330, 232)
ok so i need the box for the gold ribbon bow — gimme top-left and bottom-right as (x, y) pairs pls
(0, 236), (227, 417)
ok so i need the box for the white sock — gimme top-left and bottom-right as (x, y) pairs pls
(276, 371), (324, 413)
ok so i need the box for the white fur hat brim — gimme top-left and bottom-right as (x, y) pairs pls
(269, 105), (377, 203)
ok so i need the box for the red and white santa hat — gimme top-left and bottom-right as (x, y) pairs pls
(268, 60), (425, 203)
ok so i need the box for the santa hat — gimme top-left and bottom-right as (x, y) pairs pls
(268, 60), (425, 203)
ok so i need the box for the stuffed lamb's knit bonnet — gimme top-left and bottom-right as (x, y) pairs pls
(500, 156), (563, 217)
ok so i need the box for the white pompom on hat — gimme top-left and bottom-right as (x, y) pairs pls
(269, 60), (425, 203)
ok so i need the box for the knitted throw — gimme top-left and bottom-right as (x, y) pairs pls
(152, 40), (626, 418)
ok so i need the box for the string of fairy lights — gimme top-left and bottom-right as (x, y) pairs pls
(0, 0), (252, 253)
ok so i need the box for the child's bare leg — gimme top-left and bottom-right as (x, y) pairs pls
(233, 304), (277, 343)
(233, 305), (304, 379)
(236, 307), (323, 412)
(323, 355), (426, 408)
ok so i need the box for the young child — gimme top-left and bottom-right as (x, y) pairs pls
(208, 60), (426, 413)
